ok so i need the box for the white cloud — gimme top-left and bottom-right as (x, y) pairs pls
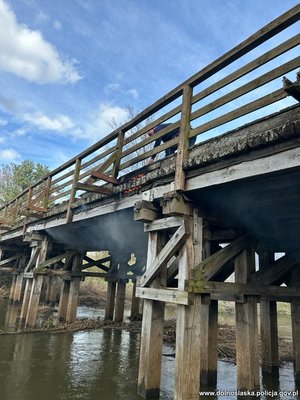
(53, 20), (63, 31)
(0, 0), (81, 84)
(0, 118), (7, 126)
(0, 148), (21, 161)
(0, 137), (5, 143)
(23, 112), (75, 132)
(128, 88), (139, 99)
(84, 103), (128, 142)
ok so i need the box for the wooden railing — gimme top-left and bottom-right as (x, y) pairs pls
(0, 5), (299, 230)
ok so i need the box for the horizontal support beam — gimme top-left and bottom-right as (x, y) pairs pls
(90, 171), (119, 185)
(136, 286), (191, 305)
(144, 216), (185, 232)
(27, 204), (48, 213)
(189, 280), (300, 300)
(75, 182), (113, 196)
(37, 251), (77, 269)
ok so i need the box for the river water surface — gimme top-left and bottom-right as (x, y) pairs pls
(0, 300), (299, 400)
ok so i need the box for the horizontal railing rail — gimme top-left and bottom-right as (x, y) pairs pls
(0, 5), (299, 230)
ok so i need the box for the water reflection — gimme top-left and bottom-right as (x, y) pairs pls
(0, 300), (299, 400)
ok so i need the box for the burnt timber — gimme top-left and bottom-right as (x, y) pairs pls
(0, 5), (300, 399)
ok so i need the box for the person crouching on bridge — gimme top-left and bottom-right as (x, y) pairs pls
(147, 123), (196, 165)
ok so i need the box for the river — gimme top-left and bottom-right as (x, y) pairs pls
(0, 299), (298, 400)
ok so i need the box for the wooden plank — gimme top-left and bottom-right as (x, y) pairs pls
(140, 224), (187, 287)
(189, 280), (300, 299)
(90, 171), (119, 185)
(75, 182), (113, 196)
(191, 57), (300, 122)
(37, 251), (77, 269)
(192, 34), (300, 106)
(250, 253), (298, 285)
(192, 235), (251, 281)
(0, 254), (24, 266)
(190, 88), (288, 139)
(175, 84), (192, 190)
(135, 287), (190, 305)
(144, 216), (184, 232)
(85, 152), (116, 185)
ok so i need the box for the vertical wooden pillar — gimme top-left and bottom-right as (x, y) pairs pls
(104, 281), (116, 320)
(291, 267), (300, 380)
(9, 274), (17, 303)
(25, 237), (50, 328)
(259, 252), (279, 372)
(57, 279), (71, 322)
(138, 231), (165, 398)
(114, 281), (126, 322)
(45, 276), (52, 304)
(19, 278), (33, 328)
(174, 214), (203, 400)
(235, 249), (259, 391)
(13, 272), (24, 304)
(25, 274), (44, 327)
(45, 275), (60, 305)
(200, 297), (218, 388)
(130, 280), (140, 319)
(66, 277), (81, 323)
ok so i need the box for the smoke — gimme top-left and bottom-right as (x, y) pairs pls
(46, 208), (148, 278)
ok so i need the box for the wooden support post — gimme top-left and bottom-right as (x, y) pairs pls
(200, 297), (218, 388)
(9, 274), (17, 303)
(104, 281), (116, 320)
(57, 279), (71, 322)
(259, 252), (279, 373)
(19, 278), (33, 328)
(138, 231), (165, 398)
(13, 272), (24, 304)
(130, 280), (140, 319)
(66, 158), (81, 223)
(25, 237), (50, 328)
(114, 281), (126, 322)
(235, 249), (259, 391)
(49, 276), (60, 305)
(174, 213), (203, 400)
(45, 275), (52, 304)
(175, 84), (192, 191)
(291, 267), (300, 381)
(25, 274), (44, 327)
(66, 277), (81, 323)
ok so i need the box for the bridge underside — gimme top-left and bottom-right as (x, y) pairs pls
(190, 166), (300, 254)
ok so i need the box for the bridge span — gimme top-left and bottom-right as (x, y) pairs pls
(1, 5), (300, 399)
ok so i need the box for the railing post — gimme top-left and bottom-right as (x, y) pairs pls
(43, 176), (52, 210)
(175, 84), (193, 191)
(22, 188), (33, 235)
(112, 130), (125, 178)
(66, 158), (81, 223)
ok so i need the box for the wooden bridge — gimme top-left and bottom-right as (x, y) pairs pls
(1, 6), (300, 399)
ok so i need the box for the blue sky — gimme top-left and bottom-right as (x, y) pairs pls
(0, 0), (299, 169)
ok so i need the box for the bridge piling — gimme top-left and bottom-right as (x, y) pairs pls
(57, 279), (71, 322)
(114, 281), (126, 322)
(104, 280), (116, 320)
(66, 277), (81, 323)
(259, 252), (279, 373)
(291, 268), (300, 381)
(8, 274), (17, 304)
(130, 280), (140, 319)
